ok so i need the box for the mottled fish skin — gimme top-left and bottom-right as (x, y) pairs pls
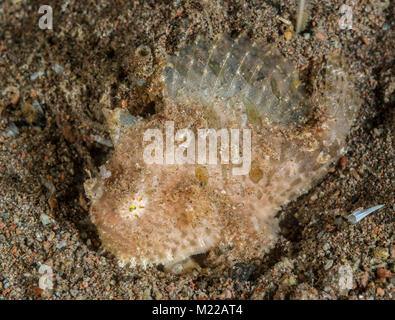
(162, 34), (310, 126)
(85, 35), (360, 269)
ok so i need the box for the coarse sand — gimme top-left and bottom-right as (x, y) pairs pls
(0, 0), (393, 299)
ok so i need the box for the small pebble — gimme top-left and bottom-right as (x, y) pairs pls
(52, 64), (64, 74)
(324, 260), (334, 270)
(90, 134), (114, 148)
(382, 23), (390, 30)
(232, 263), (256, 281)
(143, 287), (153, 300)
(55, 241), (67, 249)
(282, 275), (297, 286)
(284, 31), (292, 40)
(30, 71), (44, 81)
(316, 32), (326, 41)
(32, 100), (44, 114)
(40, 214), (53, 226)
(70, 289), (78, 297)
(350, 168), (361, 181)
(376, 268), (391, 279)
(1, 123), (19, 138)
(339, 156), (347, 167)
(373, 247), (389, 260)
(376, 287), (384, 296)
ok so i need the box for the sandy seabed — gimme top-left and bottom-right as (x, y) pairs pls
(0, 0), (393, 299)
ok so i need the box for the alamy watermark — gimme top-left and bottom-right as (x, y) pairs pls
(38, 264), (53, 291)
(338, 4), (353, 30)
(338, 265), (353, 293)
(143, 121), (251, 176)
(38, 5), (53, 30)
